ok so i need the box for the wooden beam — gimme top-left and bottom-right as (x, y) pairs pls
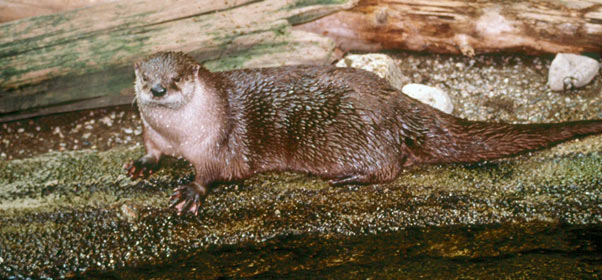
(296, 0), (602, 55)
(0, 0), (357, 120)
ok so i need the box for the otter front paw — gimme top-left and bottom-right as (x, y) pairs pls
(169, 183), (207, 215)
(124, 155), (159, 180)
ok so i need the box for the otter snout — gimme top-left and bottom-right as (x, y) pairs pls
(151, 84), (166, 97)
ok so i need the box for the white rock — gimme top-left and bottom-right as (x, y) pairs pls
(548, 53), (599, 91)
(336, 53), (405, 90)
(401, 84), (454, 114)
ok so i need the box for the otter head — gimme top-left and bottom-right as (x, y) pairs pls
(134, 52), (201, 109)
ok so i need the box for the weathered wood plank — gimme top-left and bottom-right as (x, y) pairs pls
(0, 0), (357, 119)
(296, 0), (602, 55)
(0, 28), (336, 122)
(0, 0), (117, 23)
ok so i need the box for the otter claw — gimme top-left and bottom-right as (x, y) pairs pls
(169, 185), (203, 215)
(124, 157), (158, 180)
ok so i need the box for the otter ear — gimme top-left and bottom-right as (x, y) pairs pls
(190, 64), (202, 81)
(133, 62), (141, 79)
(192, 64), (201, 73)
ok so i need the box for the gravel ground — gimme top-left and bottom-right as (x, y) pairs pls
(388, 52), (602, 123)
(0, 106), (142, 160)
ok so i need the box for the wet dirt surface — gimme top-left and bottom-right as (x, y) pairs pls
(1, 51), (601, 279)
(0, 105), (141, 160)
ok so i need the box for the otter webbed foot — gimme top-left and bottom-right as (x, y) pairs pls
(124, 155), (159, 180)
(169, 182), (207, 215)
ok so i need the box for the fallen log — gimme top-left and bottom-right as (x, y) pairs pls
(296, 0), (602, 55)
(0, 0), (355, 121)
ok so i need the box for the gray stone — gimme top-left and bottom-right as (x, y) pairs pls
(336, 53), (405, 90)
(548, 53), (599, 91)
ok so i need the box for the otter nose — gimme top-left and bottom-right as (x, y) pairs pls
(150, 84), (166, 97)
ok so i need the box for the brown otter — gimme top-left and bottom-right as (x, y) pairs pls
(125, 51), (602, 215)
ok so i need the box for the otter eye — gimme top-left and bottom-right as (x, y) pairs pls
(142, 75), (148, 82)
(173, 76), (181, 83)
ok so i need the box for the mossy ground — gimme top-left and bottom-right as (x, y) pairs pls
(0, 134), (601, 278)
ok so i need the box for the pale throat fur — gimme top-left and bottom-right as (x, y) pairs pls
(134, 55), (228, 163)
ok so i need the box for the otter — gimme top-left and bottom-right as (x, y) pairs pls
(125, 51), (602, 215)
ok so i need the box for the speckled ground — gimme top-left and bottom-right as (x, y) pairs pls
(0, 51), (601, 279)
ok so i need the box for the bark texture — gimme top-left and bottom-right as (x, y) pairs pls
(297, 0), (602, 55)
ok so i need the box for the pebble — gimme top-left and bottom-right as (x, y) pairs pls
(120, 204), (139, 222)
(101, 116), (113, 126)
(548, 53), (599, 91)
(53, 127), (64, 138)
(401, 83), (454, 114)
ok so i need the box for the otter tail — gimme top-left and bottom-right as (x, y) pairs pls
(417, 116), (602, 165)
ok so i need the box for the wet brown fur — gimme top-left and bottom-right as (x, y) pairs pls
(126, 51), (602, 214)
